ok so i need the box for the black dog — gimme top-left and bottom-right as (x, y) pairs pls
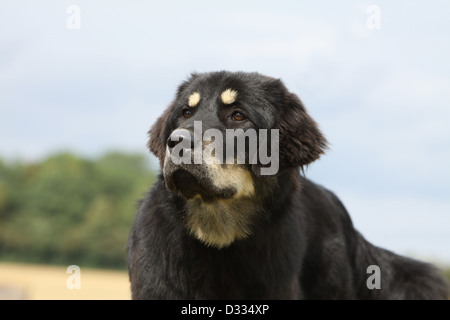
(127, 71), (448, 299)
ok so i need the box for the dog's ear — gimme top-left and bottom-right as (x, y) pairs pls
(148, 74), (199, 168)
(148, 103), (174, 168)
(277, 91), (328, 170)
(260, 79), (327, 173)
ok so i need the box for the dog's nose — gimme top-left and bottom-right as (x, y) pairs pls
(167, 129), (195, 150)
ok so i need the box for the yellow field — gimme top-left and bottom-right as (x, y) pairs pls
(0, 262), (130, 300)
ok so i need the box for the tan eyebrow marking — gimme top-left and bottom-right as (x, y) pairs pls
(188, 92), (201, 107)
(220, 88), (238, 105)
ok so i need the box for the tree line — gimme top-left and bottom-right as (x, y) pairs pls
(1, 152), (449, 284)
(0, 152), (156, 269)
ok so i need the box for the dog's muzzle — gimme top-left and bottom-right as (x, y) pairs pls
(163, 129), (237, 201)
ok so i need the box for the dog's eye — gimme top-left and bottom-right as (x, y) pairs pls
(231, 111), (246, 121)
(182, 109), (192, 119)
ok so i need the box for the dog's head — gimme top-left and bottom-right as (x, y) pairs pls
(148, 71), (327, 247)
(149, 71), (327, 200)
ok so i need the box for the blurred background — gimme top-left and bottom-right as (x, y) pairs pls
(0, 0), (449, 299)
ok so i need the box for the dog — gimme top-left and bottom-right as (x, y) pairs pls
(127, 71), (449, 299)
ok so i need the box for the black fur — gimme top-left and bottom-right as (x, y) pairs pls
(128, 71), (449, 299)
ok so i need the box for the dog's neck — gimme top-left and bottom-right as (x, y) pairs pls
(184, 195), (259, 248)
(182, 170), (299, 249)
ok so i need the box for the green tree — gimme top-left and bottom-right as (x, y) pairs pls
(0, 151), (156, 269)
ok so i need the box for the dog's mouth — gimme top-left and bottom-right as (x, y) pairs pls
(170, 169), (211, 199)
(165, 167), (237, 201)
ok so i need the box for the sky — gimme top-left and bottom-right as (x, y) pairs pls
(1, 1), (449, 263)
